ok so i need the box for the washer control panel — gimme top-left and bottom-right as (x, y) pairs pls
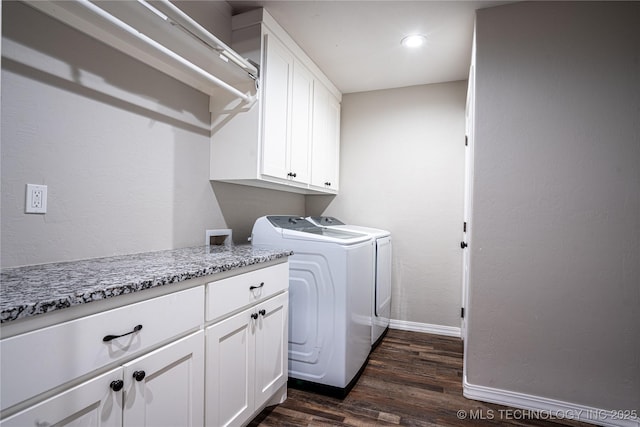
(267, 216), (316, 231)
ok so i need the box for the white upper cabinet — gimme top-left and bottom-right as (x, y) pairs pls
(311, 81), (341, 191)
(210, 9), (341, 195)
(288, 58), (313, 185)
(261, 33), (313, 186)
(261, 32), (293, 181)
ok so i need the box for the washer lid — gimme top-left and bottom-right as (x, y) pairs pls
(267, 216), (315, 231)
(266, 216), (370, 244)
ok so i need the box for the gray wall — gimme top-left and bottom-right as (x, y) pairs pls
(307, 81), (467, 328)
(467, 1), (640, 412)
(1, 2), (303, 268)
(2, 4), (467, 333)
(172, 1), (233, 45)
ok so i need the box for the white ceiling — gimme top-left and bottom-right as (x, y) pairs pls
(228, 1), (508, 94)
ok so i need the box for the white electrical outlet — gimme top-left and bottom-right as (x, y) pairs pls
(26, 184), (48, 214)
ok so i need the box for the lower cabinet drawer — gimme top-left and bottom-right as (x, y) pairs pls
(206, 262), (288, 322)
(0, 286), (204, 411)
(0, 367), (123, 427)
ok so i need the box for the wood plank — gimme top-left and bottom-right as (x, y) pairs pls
(248, 330), (592, 427)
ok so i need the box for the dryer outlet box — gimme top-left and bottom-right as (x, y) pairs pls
(205, 229), (232, 247)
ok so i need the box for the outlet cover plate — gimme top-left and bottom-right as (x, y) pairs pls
(26, 184), (47, 214)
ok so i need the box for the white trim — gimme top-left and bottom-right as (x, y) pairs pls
(463, 377), (639, 427)
(389, 319), (461, 338)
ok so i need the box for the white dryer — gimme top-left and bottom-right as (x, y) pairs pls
(308, 217), (392, 347)
(251, 216), (374, 397)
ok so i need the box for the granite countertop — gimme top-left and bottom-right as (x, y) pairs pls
(0, 245), (292, 324)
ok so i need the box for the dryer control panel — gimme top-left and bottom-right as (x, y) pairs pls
(309, 216), (345, 226)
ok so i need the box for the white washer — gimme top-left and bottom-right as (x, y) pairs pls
(251, 216), (374, 396)
(308, 217), (392, 347)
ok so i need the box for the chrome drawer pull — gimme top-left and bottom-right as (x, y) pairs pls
(249, 282), (264, 291)
(103, 324), (143, 342)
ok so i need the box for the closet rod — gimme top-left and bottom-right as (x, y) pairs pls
(149, 0), (258, 77)
(26, 0), (256, 103)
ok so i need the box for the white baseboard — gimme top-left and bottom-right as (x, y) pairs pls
(389, 319), (461, 338)
(463, 377), (639, 427)
(388, 321), (638, 427)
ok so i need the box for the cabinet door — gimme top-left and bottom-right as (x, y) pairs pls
(261, 31), (292, 180)
(326, 94), (341, 190)
(0, 368), (123, 427)
(289, 60), (313, 184)
(254, 292), (288, 409)
(311, 82), (340, 191)
(122, 331), (204, 427)
(205, 308), (255, 427)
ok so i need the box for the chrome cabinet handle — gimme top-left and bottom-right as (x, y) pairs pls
(103, 324), (143, 342)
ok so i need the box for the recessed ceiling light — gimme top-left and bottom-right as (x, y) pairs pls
(401, 34), (427, 48)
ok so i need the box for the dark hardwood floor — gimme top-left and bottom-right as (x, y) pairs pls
(248, 329), (593, 426)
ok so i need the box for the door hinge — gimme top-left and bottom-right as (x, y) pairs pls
(461, 307), (465, 318)
(463, 222), (467, 232)
(465, 135), (468, 146)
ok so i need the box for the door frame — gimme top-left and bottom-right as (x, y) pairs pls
(461, 26), (476, 384)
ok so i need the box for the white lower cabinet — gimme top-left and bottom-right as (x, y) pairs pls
(0, 262), (289, 427)
(0, 367), (123, 427)
(205, 292), (288, 427)
(0, 287), (203, 412)
(0, 331), (203, 427)
(253, 293), (288, 410)
(205, 306), (255, 427)
(122, 331), (204, 427)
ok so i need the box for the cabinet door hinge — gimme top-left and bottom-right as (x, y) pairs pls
(463, 222), (467, 232)
(461, 307), (465, 318)
(465, 135), (468, 146)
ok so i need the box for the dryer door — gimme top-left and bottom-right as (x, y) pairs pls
(373, 236), (392, 343)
